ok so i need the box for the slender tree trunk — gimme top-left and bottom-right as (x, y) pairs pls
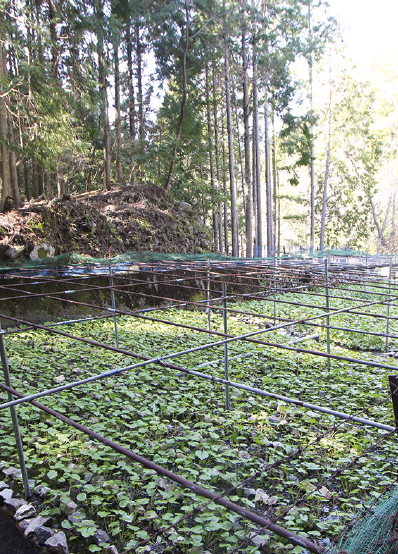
(103, 99), (111, 190)
(212, 66), (223, 252)
(242, 20), (253, 258)
(9, 131), (21, 207)
(391, 189), (396, 237)
(0, 44), (12, 211)
(57, 170), (65, 197)
(44, 169), (51, 198)
(23, 160), (30, 200)
(252, 125), (257, 254)
(35, 2), (44, 67)
(48, 0), (58, 79)
(272, 112), (277, 253)
(253, 47), (262, 257)
(221, 108), (229, 255)
(264, 87), (273, 257)
(369, 193), (392, 254)
(136, 23), (144, 146)
(225, 47), (239, 257)
(319, 140), (330, 252)
(114, 42), (122, 184)
(2, 38), (19, 207)
(96, 0), (111, 190)
(205, 65), (218, 251)
(233, 96), (244, 209)
(38, 165), (43, 196)
(277, 172), (281, 255)
(164, 0), (189, 191)
(126, 26), (136, 142)
(32, 161), (39, 198)
(233, 87), (245, 254)
(308, 2), (315, 254)
(320, 76), (332, 252)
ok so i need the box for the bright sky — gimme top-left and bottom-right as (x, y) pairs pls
(327, 0), (398, 66)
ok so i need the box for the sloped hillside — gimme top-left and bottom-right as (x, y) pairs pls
(0, 184), (212, 262)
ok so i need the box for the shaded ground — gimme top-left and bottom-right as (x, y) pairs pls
(0, 184), (211, 261)
(0, 512), (36, 553)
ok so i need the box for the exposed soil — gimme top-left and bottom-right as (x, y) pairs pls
(0, 184), (211, 262)
(0, 512), (37, 554)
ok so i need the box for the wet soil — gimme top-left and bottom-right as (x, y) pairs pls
(0, 512), (36, 553)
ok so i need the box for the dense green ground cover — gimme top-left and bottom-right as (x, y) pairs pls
(0, 283), (397, 553)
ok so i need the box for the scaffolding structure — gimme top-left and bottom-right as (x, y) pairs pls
(0, 253), (397, 554)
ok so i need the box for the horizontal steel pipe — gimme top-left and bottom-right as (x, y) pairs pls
(0, 381), (321, 554)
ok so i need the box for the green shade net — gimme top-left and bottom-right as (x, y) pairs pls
(328, 486), (398, 554)
(0, 248), (385, 271)
(0, 251), (238, 271)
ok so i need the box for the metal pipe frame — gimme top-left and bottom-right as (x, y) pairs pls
(0, 381), (322, 554)
(0, 256), (396, 536)
(0, 316), (396, 432)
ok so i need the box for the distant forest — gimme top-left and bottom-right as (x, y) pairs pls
(0, 0), (397, 256)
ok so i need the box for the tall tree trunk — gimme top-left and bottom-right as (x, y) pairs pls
(103, 99), (111, 190)
(212, 65), (223, 252)
(368, 193), (392, 254)
(32, 161), (39, 198)
(221, 108), (229, 255)
(57, 170), (65, 197)
(277, 172), (281, 255)
(320, 75), (332, 252)
(253, 47), (262, 257)
(164, 0), (189, 191)
(0, 44), (12, 211)
(233, 96), (244, 209)
(44, 169), (51, 198)
(308, 2), (315, 254)
(272, 112), (277, 253)
(126, 25), (136, 142)
(48, 0), (63, 202)
(241, 19), (253, 258)
(114, 42), (122, 184)
(264, 87), (274, 257)
(23, 160), (29, 200)
(225, 46), (239, 257)
(252, 124), (257, 253)
(136, 23), (144, 146)
(9, 129), (21, 207)
(35, 2), (44, 67)
(205, 65), (218, 252)
(38, 165), (43, 196)
(96, 0), (111, 190)
(48, 0), (58, 79)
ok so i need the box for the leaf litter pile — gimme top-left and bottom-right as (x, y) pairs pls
(0, 284), (397, 554)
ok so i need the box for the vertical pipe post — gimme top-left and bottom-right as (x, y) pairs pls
(325, 259), (331, 371)
(223, 283), (230, 410)
(385, 259), (392, 351)
(109, 264), (119, 349)
(389, 375), (398, 435)
(207, 260), (211, 332)
(0, 329), (30, 498)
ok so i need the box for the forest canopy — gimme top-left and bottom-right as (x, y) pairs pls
(0, 0), (397, 256)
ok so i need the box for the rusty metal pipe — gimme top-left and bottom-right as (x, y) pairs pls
(0, 381), (321, 554)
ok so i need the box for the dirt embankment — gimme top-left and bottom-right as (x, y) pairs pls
(0, 184), (211, 261)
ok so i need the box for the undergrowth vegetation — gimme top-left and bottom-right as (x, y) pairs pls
(0, 283), (397, 553)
